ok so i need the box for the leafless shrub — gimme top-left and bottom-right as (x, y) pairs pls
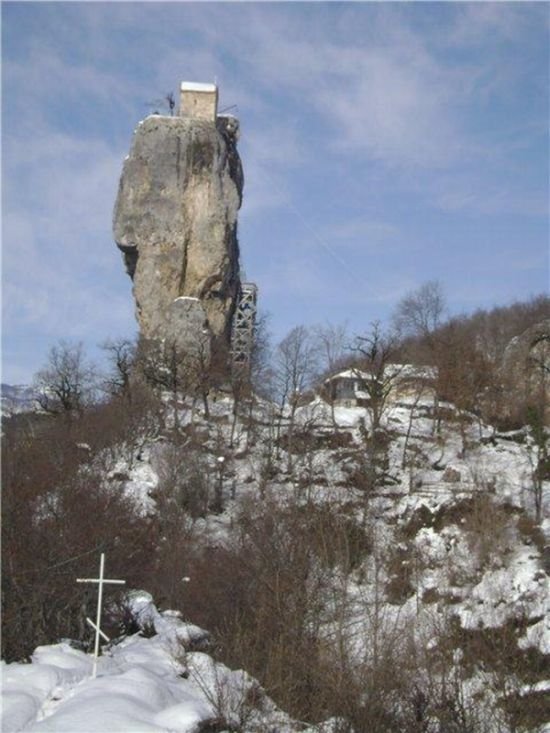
(155, 440), (213, 520)
(187, 654), (262, 732)
(460, 494), (513, 571)
(384, 544), (415, 604)
(516, 512), (545, 552)
(446, 618), (550, 731)
(179, 495), (339, 721)
(1, 395), (159, 661)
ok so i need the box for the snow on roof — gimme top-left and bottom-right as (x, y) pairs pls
(325, 364), (437, 383)
(180, 81), (217, 93)
(325, 369), (371, 382)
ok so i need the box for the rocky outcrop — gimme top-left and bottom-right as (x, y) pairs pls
(502, 319), (550, 419)
(113, 113), (243, 360)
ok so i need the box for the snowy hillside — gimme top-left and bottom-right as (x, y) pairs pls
(1, 383), (37, 417)
(3, 384), (549, 731)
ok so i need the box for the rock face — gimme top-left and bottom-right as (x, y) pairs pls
(113, 113), (243, 361)
(502, 319), (550, 419)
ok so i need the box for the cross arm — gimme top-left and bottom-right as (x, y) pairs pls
(76, 578), (126, 584)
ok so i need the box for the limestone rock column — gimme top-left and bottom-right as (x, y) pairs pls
(113, 110), (243, 363)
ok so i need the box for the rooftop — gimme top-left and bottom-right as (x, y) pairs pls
(180, 81), (217, 93)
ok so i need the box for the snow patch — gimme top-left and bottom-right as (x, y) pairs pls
(180, 81), (217, 93)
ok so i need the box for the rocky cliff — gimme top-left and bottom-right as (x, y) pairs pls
(113, 113), (243, 362)
(503, 318), (550, 418)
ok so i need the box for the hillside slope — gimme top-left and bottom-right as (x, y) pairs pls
(2, 384), (549, 731)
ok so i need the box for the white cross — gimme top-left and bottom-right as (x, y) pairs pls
(76, 553), (125, 678)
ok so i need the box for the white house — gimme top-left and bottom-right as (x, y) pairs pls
(323, 364), (437, 406)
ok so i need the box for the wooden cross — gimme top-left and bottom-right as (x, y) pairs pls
(76, 553), (125, 678)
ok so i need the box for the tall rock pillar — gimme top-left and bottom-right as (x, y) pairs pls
(113, 82), (243, 365)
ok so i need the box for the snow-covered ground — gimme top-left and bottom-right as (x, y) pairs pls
(1, 592), (336, 733)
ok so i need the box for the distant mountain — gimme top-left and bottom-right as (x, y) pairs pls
(1, 383), (38, 416)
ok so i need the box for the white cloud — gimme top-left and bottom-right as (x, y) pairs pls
(327, 218), (400, 250)
(431, 175), (549, 218)
(239, 126), (308, 221)
(193, 7), (472, 169)
(4, 48), (136, 126)
(445, 3), (538, 49)
(4, 130), (124, 267)
(3, 123), (134, 368)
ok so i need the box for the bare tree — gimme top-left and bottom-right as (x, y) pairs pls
(392, 281), (446, 435)
(401, 377), (431, 471)
(353, 322), (400, 434)
(436, 322), (493, 454)
(392, 280), (446, 350)
(136, 338), (192, 432)
(101, 337), (136, 399)
(33, 341), (97, 417)
(248, 311), (273, 398)
(525, 406), (548, 524)
(314, 322), (349, 426)
(136, 328), (215, 430)
(352, 323), (402, 511)
(188, 335), (213, 420)
(274, 326), (319, 473)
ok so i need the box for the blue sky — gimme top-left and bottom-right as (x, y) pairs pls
(2, 1), (549, 384)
